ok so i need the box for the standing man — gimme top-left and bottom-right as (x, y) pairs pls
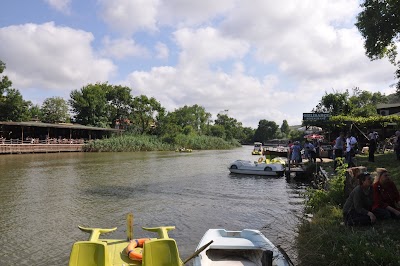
(346, 132), (358, 168)
(368, 131), (377, 162)
(333, 132), (345, 171)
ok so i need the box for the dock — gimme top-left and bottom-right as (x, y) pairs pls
(0, 144), (84, 154)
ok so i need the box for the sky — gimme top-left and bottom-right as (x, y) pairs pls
(0, 0), (397, 128)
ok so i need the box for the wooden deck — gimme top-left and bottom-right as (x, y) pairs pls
(0, 144), (84, 154)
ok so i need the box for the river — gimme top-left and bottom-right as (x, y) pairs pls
(0, 146), (307, 265)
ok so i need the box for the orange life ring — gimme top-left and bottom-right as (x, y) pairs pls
(258, 157), (264, 163)
(125, 238), (150, 260)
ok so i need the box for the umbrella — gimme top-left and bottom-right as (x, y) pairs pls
(304, 134), (324, 140)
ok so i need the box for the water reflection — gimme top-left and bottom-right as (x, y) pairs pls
(0, 147), (307, 265)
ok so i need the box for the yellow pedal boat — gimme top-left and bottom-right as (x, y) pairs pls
(69, 225), (183, 266)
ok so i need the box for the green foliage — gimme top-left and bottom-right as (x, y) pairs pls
(41, 97), (70, 123)
(106, 85), (133, 127)
(356, 0), (400, 91)
(165, 104), (211, 136)
(298, 207), (400, 266)
(304, 162), (346, 213)
(0, 88), (30, 121)
(214, 112), (244, 141)
(253, 119), (279, 143)
(131, 95), (165, 135)
(83, 134), (172, 152)
(312, 87), (388, 118)
(208, 124), (226, 139)
(280, 119), (290, 135)
(298, 153), (400, 266)
(69, 83), (110, 127)
(83, 133), (240, 152)
(0, 60), (31, 121)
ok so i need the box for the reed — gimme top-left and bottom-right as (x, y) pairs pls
(83, 133), (240, 152)
(297, 152), (400, 266)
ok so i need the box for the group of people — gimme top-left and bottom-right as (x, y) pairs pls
(332, 131), (359, 170)
(343, 168), (400, 226)
(288, 139), (323, 164)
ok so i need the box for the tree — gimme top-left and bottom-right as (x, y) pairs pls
(106, 85), (133, 127)
(131, 95), (165, 134)
(166, 105), (211, 135)
(0, 88), (30, 121)
(69, 83), (110, 127)
(280, 120), (290, 135)
(313, 88), (388, 118)
(253, 119), (279, 143)
(348, 88), (387, 117)
(41, 97), (70, 123)
(313, 90), (351, 116)
(209, 124), (226, 139)
(356, 0), (400, 92)
(0, 60), (30, 121)
(214, 111), (244, 140)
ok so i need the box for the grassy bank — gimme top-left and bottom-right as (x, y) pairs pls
(297, 152), (400, 266)
(83, 133), (241, 152)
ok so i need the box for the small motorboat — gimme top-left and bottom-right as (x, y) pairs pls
(192, 229), (292, 266)
(228, 160), (285, 176)
(176, 147), (193, 152)
(69, 217), (183, 266)
(252, 142), (263, 155)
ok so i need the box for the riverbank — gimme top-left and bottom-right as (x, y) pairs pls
(297, 152), (400, 265)
(83, 133), (241, 152)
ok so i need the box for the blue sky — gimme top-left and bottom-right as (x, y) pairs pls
(0, 0), (397, 128)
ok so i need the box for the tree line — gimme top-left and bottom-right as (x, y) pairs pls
(1, 57), (399, 146)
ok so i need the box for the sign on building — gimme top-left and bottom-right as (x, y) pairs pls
(303, 113), (330, 121)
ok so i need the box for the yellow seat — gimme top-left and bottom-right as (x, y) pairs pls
(69, 241), (110, 266)
(142, 239), (182, 266)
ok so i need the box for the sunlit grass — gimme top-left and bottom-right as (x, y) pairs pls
(297, 152), (400, 266)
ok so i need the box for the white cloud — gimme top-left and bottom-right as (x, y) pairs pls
(1, 0), (398, 128)
(0, 22), (116, 96)
(44, 0), (71, 14)
(157, 0), (235, 27)
(98, 0), (159, 35)
(155, 42), (169, 59)
(174, 27), (250, 67)
(100, 36), (150, 59)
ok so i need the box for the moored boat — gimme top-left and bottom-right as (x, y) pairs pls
(263, 146), (290, 157)
(192, 229), (292, 266)
(69, 224), (183, 266)
(176, 147), (193, 152)
(228, 160), (285, 176)
(252, 142), (263, 155)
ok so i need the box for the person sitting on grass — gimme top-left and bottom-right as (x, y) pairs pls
(372, 168), (400, 219)
(343, 172), (389, 226)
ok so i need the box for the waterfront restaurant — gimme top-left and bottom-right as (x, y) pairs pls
(0, 121), (121, 154)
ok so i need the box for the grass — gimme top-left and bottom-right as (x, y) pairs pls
(297, 152), (400, 266)
(83, 133), (241, 152)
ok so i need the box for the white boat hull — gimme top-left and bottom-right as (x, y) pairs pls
(193, 229), (291, 266)
(228, 160), (285, 177)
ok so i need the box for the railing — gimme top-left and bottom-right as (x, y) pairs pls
(0, 138), (87, 154)
(0, 138), (86, 145)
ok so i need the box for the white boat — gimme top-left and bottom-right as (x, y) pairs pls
(252, 142), (263, 155)
(228, 160), (285, 176)
(192, 229), (292, 266)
